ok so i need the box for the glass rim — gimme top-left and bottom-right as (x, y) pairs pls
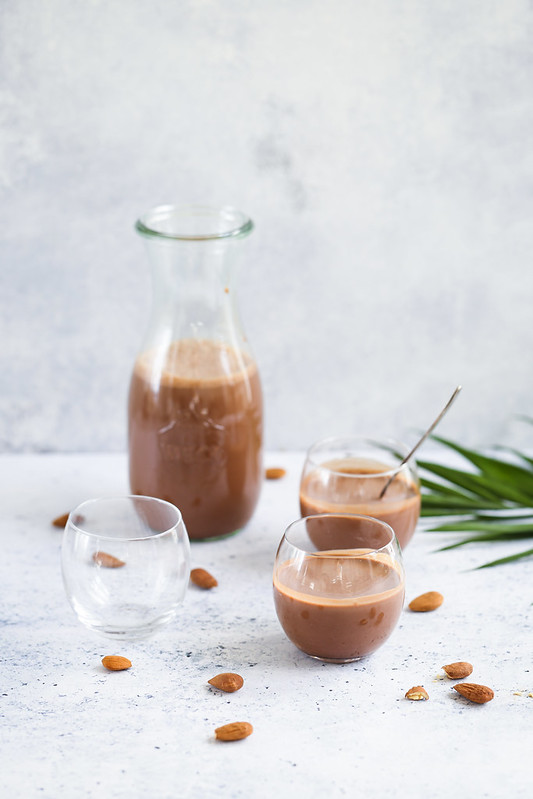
(66, 495), (183, 542)
(305, 435), (414, 478)
(282, 513), (397, 557)
(135, 203), (254, 241)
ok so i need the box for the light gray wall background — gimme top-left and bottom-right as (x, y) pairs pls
(2, 0), (533, 453)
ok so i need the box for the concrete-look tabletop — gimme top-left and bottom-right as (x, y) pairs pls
(1, 453), (531, 799)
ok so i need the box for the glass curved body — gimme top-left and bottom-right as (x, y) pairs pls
(128, 205), (263, 541)
(61, 496), (190, 639)
(273, 514), (405, 663)
(299, 436), (421, 549)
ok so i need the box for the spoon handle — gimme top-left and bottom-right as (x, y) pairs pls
(379, 385), (462, 499)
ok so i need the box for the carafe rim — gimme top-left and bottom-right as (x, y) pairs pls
(135, 204), (253, 242)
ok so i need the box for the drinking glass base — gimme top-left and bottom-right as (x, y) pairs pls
(192, 528), (242, 543)
(79, 605), (179, 640)
(306, 652), (365, 664)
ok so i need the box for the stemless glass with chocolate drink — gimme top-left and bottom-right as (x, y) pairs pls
(299, 436), (421, 549)
(128, 205), (263, 541)
(273, 514), (405, 662)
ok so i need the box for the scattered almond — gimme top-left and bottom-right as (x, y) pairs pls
(93, 551), (126, 568)
(190, 568), (218, 589)
(215, 722), (253, 741)
(101, 656), (132, 671)
(208, 673), (244, 693)
(442, 661), (473, 680)
(52, 512), (85, 528)
(405, 686), (429, 701)
(408, 591), (444, 612)
(453, 683), (494, 704)
(265, 467), (286, 480)
(52, 512), (70, 528)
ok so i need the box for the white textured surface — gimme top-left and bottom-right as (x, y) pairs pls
(2, 2), (533, 452)
(1, 452), (531, 799)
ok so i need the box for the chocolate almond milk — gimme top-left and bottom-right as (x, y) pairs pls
(300, 457), (420, 549)
(273, 550), (404, 661)
(128, 339), (263, 540)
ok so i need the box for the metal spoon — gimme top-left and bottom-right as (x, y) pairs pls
(379, 385), (462, 499)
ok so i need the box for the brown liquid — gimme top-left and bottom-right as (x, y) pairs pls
(300, 457), (421, 549)
(128, 339), (263, 540)
(273, 550), (404, 661)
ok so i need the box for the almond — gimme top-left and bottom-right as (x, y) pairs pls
(265, 467), (286, 480)
(405, 686), (429, 701)
(190, 568), (218, 589)
(408, 591), (444, 612)
(208, 673), (244, 693)
(453, 683), (494, 704)
(215, 722), (253, 741)
(93, 551), (126, 568)
(101, 656), (132, 671)
(442, 661), (473, 680)
(52, 512), (85, 528)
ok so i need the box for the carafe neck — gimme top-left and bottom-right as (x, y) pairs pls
(135, 205), (253, 351)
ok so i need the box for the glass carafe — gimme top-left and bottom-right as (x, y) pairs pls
(128, 205), (263, 541)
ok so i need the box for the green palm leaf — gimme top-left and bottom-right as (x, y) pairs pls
(475, 548), (533, 569)
(420, 435), (533, 568)
(430, 521), (533, 534)
(437, 532), (533, 551)
(431, 435), (533, 499)
(418, 458), (533, 505)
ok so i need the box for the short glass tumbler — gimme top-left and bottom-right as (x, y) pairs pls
(273, 514), (405, 663)
(61, 496), (190, 639)
(299, 436), (421, 549)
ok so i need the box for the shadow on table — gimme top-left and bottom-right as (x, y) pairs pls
(167, 619), (372, 675)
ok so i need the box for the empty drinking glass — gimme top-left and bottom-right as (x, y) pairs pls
(61, 496), (190, 639)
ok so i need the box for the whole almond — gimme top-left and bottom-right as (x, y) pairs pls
(208, 673), (244, 693)
(454, 683), (494, 704)
(215, 722), (253, 741)
(93, 551), (126, 568)
(190, 568), (218, 589)
(405, 686), (429, 701)
(101, 656), (132, 671)
(442, 661), (473, 680)
(265, 467), (286, 480)
(52, 512), (85, 528)
(408, 591), (444, 612)
(52, 512), (70, 528)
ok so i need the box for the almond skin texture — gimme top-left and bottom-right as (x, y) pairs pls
(208, 673), (244, 693)
(190, 568), (218, 589)
(408, 591), (444, 612)
(101, 656), (132, 671)
(93, 551), (126, 568)
(442, 662), (473, 680)
(265, 467), (286, 480)
(405, 686), (429, 701)
(215, 722), (253, 741)
(454, 683), (494, 704)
